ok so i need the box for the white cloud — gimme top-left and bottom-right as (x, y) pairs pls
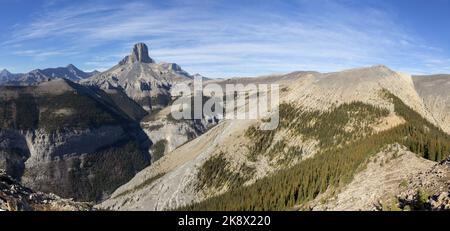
(13, 49), (76, 57)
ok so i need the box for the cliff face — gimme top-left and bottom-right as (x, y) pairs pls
(0, 79), (151, 201)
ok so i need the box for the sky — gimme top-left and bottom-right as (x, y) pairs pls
(0, 0), (450, 77)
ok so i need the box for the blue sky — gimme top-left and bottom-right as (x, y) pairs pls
(1, 0), (450, 77)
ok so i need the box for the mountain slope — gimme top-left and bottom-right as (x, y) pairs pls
(285, 66), (435, 123)
(179, 91), (450, 211)
(413, 74), (450, 134)
(0, 79), (151, 201)
(99, 65), (449, 211)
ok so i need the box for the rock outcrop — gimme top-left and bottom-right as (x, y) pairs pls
(304, 145), (450, 211)
(0, 170), (93, 211)
(120, 43), (155, 64)
(394, 156), (450, 211)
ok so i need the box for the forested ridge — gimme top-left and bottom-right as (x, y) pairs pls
(181, 90), (450, 211)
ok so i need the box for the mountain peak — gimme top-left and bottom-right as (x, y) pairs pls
(369, 64), (391, 71)
(131, 43), (153, 63)
(66, 64), (77, 69)
(120, 43), (155, 65)
(0, 69), (12, 78)
(337, 65), (395, 76)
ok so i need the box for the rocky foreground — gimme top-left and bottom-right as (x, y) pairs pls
(0, 170), (93, 211)
(395, 157), (450, 211)
(308, 144), (450, 211)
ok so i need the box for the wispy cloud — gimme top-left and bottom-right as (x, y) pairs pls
(2, 0), (450, 76)
(13, 49), (78, 57)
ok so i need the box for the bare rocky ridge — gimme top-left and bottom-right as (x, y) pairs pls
(286, 66), (436, 124)
(0, 170), (92, 211)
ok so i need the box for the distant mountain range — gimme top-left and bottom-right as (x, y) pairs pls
(0, 64), (98, 86)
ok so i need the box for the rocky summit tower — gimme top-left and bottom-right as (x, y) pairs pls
(83, 42), (192, 111)
(120, 43), (155, 65)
